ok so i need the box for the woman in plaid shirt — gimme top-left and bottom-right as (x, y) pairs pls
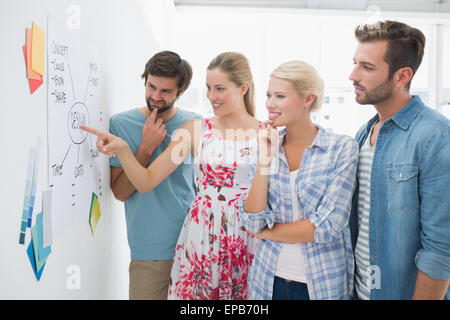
(239, 61), (358, 300)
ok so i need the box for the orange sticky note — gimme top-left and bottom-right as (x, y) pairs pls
(23, 45), (43, 94)
(26, 29), (41, 80)
(31, 22), (45, 76)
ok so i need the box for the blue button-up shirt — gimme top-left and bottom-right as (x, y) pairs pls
(349, 95), (450, 299)
(239, 125), (358, 300)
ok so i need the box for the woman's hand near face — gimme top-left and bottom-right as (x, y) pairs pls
(257, 120), (278, 168)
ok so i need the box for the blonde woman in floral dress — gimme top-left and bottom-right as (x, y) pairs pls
(82, 52), (261, 299)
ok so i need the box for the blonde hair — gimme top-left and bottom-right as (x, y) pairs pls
(271, 60), (324, 112)
(207, 52), (255, 116)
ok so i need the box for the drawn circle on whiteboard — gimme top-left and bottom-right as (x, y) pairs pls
(67, 102), (90, 144)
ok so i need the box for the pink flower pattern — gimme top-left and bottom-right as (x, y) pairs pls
(168, 119), (260, 300)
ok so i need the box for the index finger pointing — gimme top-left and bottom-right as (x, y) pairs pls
(80, 125), (104, 137)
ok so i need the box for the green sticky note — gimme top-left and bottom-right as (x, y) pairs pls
(89, 193), (101, 234)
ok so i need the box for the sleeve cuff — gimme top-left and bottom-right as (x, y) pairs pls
(309, 202), (335, 243)
(109, 157), (121, 167)
(240, 206), (275, 234)
(415, 249), (450, 280)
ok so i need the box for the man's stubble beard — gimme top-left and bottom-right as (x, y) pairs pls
(354, 77), (394, 105)
(146, 97), (176, 114)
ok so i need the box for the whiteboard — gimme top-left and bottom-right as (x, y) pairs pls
(0, 0), (161, 299)
(47, 14), (107, 243)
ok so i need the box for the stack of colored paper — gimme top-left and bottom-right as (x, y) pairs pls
(27, 213), (52, 281)
(22, 22), (45, 94)
(19, 137), (41, 245)
(89, 193), (101, 234)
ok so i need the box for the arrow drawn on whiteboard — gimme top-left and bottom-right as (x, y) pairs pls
(83, 69), (93, 103)
(61, 145), (71, 164)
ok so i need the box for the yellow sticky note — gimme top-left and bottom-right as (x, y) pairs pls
(31, 22), (45, 76)
(89, 193), (101, 234)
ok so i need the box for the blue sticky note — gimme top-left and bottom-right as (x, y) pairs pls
(27, 240), (45, 281)
(36, 213), (51, 261)
(31, 213), (51, 272)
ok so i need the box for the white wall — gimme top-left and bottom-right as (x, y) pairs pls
(167, 5), (450, 137)
(0, 0), (160, 299)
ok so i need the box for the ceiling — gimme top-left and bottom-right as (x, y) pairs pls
(173, 0), (450, 13)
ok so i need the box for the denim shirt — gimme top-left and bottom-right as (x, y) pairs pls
(349, 96), (450, 300)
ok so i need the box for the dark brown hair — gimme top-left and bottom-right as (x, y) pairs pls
(207, 52), (255, 117)
(355, 20), (426, 89)
(141, 51), (193, 95)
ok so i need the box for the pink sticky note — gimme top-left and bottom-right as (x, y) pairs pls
(29, 77), (44, 94)
(23, 45), (43, 94)
(26, 29), (41, 80)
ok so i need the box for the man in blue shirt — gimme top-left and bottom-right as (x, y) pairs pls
(349, 20), (450, 299)
(109, 51), (201, 299)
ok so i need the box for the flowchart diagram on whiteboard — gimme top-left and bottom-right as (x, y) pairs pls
(47, 15), (106, 243)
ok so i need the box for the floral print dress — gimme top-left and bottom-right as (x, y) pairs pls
(168, 118), (260, 300)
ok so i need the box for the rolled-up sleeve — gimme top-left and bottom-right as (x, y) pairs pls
(238, 203), (276, 234)
(308, 139), (359, 243)
(415, 126), (450, 279)
(415, 250), (450, 280)
(237, 157), (277, 234)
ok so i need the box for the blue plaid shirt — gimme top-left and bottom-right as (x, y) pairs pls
(238, 125), (358, 300)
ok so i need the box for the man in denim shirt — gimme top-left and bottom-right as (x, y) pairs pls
(349, 20), (450, 299)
